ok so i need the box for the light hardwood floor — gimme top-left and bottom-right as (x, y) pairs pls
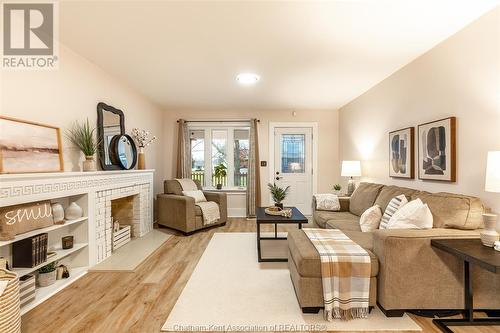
(22, 219), (499, 333)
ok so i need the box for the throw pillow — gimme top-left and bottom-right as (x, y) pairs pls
(359, 205), (382, 232)
(379, 194), (408, 229)
(386, 198), (433, 229)
(182, 190), (207, 203)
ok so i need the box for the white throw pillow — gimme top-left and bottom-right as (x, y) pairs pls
(386, 198), (433, 230)
(359, 205), (382, 232)
(379, 194), (408, 229)
(182, 190), (207, 203)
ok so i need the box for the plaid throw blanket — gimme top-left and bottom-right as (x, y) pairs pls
(303, 228), (371, 321)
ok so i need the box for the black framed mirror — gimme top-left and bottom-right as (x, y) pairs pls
(110, 134), (137, 170)
(97, 102), (125, 170)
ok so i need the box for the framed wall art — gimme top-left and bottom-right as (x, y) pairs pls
(0, 116), (64, 174)
(418, 117), (456, 182)
(389, 127), (414, 179)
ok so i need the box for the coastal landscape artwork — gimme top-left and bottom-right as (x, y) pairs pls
(418, 117), (456, 182)
(0, 116), (63, 174)
(389, 127), (414, 178)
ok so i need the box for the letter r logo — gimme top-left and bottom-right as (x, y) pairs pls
(3, 3), (54, 55)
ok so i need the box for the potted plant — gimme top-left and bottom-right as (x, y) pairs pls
(213, 163), (227, 190)
(267, 183), (290, 210)
(66, 118), (100, 172)
(333, 184), (342, 195)
(37, 261), (57, 287)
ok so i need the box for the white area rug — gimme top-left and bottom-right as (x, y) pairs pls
(90, 229), (172, 272)
(162, 233), (422, 331)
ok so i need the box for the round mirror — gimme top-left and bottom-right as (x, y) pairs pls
(110, 135), (137, 170)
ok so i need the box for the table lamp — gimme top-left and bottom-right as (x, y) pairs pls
(483, 151), (500, 247)
(341, 160), (361, 196)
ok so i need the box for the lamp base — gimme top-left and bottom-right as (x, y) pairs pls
(347, 179), (355, 196)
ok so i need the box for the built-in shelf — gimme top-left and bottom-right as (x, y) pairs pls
(12, 243), (88, 276)
(0, 217), (88, 247)
(20, 266), (87, 315)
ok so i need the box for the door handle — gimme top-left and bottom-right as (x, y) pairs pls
(276, 176), (282, 180)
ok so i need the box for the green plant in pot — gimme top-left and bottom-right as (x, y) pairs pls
(66, 118), (101, 172)
(267, 183), (290, 210)
(333, 184), (342, 194)
(37, 261), (58, 287)
(214, 163), (227, 190)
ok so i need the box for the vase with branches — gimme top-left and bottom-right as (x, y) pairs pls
(66, 118), (100, 171)
(213, 163), (227, 190)
(267, 183), (290, 209)
(131, 128), (156, 170)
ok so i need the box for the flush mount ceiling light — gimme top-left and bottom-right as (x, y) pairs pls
(236, 73), (260, 85)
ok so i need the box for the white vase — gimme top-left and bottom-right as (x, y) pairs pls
(51, 203), (65, 224)
(480, 214), (500, 247)
(65, 202), (83, 220)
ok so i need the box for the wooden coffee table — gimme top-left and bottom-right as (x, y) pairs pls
(431, 239), (500, 332)
(256, 207), (308, 262)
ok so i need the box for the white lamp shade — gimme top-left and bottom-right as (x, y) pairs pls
(485, 151), (500, 193)
(341, 160), (361, 177)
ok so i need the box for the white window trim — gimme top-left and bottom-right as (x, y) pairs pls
(189, 124), (250, 190)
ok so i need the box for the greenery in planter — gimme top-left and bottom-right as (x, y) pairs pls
(333, 184), (342, 191)
(38, 261), (57, 274)
(66, 118), (101, 157)
(267, 183), (290, 204)
(213, 163), (227, 188)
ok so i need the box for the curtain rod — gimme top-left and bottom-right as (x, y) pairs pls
(177, 119), (259, 123)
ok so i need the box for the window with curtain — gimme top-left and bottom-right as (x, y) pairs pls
(189, 124), (249, 189)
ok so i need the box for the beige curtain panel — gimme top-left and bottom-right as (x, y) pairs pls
(176, 119), (192, 179)
(246, 118), (261, 217)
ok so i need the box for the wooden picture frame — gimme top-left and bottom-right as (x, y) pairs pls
(389, 127), (414, 179)
(0, 116), (64, 174)
(418, 117), (456, 182)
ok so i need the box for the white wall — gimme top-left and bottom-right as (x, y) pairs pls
(163, 108), (340, 207)
(0, 45), (165, 196)
(339, 8), (500, 213)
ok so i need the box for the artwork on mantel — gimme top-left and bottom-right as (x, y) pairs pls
(418, 117), (456, 182)
(389, 127), (414, 179)
(0, 116), (64, 174)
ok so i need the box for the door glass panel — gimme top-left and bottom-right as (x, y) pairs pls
(280, 134), (305, 173)
(233, 129), (249, 187)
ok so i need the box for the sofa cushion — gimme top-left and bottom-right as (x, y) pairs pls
(342, 230), (375, 251)
(412, 192), (484, 229)
(288, 229), (378, 278)
(326, 217), (362, 231)
(349, 183), (384, 216)
(374, 186), (418, 211)
(314, 211), (357, 228)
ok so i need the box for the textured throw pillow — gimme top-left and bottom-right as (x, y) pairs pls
(386, 198), (433, 229)
(379, 194), (408, 229)
(182, 190), (207, 203)
(359, 205), (382, 232)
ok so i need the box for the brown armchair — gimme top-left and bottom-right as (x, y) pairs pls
(157, 179), (227, 235)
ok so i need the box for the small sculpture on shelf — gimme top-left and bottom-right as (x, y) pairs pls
(64, 202), (83, 220)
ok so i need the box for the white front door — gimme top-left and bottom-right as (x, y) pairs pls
(273, 127), (313, 215)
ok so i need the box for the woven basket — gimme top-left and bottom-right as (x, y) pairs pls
(0, 269), (21, 333)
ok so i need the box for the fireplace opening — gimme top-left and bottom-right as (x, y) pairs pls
(111, 195), (139, 251)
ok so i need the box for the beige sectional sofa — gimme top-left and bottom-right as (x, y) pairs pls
(289, 182), (500, 316)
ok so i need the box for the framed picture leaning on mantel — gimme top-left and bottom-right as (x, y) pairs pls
(389, 127), (414, 179)
(0, 116), (64, 174)
(418, 117), (456, 182)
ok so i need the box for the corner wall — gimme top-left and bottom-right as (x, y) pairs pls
(338, 7), (500, 212)
(0, 45), (165, 195)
